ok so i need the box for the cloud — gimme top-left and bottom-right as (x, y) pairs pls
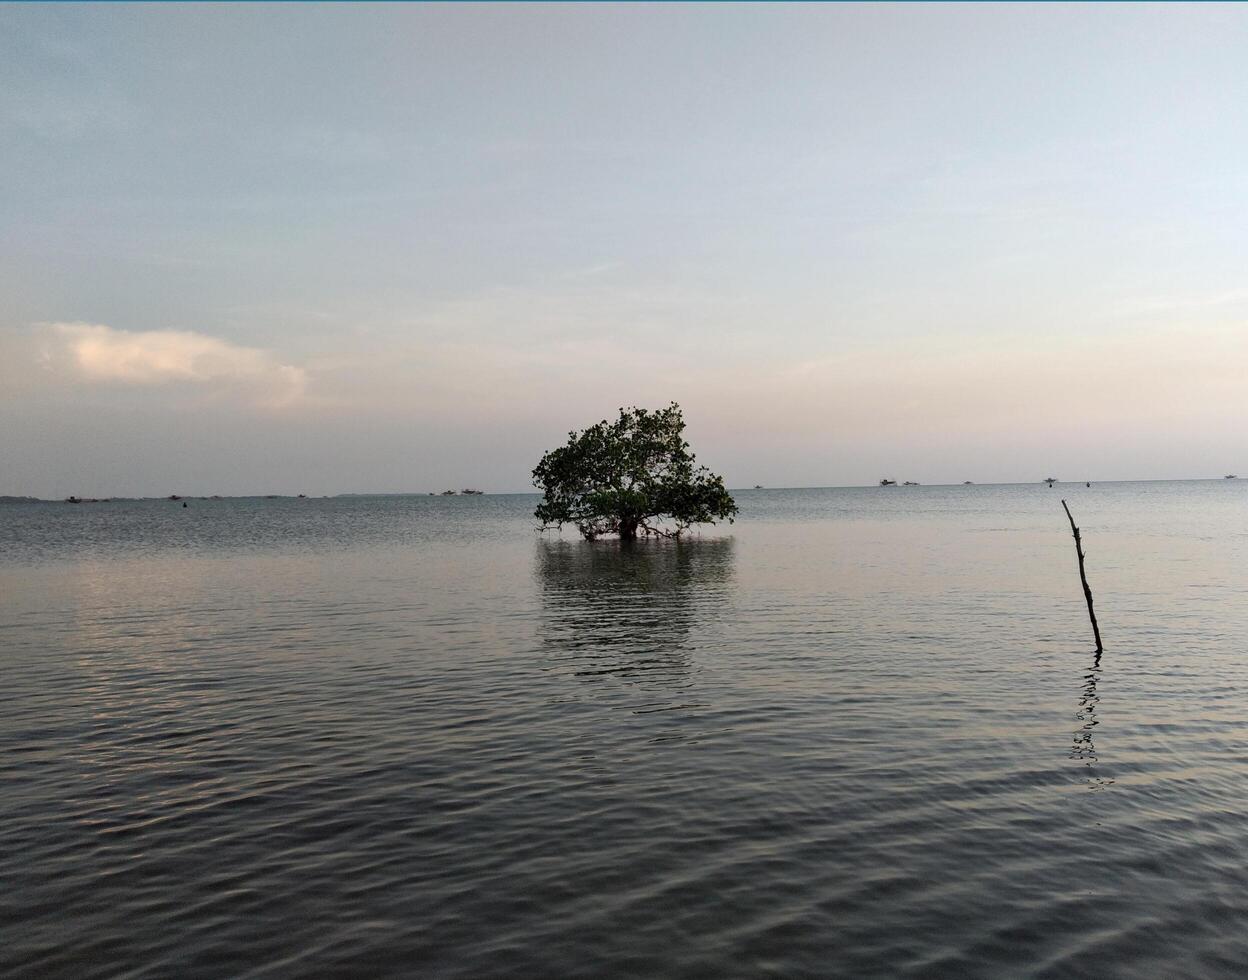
(279, 126), (390, 166)
(0, 88), (140, 141)
(46, 322), (307, 407)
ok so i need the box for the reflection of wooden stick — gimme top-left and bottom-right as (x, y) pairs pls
(1062, 500), (1103, 654)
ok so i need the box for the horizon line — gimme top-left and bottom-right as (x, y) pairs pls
(7, 476), (1241, 502)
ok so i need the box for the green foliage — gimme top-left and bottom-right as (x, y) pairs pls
(533, 403), (738, 540)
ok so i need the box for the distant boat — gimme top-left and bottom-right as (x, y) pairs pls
(461, 489), (484, 495)
(1226, 475), (1238, 480)
(903, 481), (920, 486)
(1044, 478), (1058, 487)
(962, 481), (974, 485)
(753, 484), (763, 489)
(879, 479), (897, 486)
(441, 489), (458, 495)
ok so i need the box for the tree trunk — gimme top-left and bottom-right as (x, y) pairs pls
(618, 518), (638, 540)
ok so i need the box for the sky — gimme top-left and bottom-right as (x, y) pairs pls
(2, 2), (1246, 496)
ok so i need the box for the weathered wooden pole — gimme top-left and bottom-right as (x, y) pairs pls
(1061, 500), (1103, 654)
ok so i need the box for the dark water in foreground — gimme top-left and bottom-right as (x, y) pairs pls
(3, 482), (1248, 978)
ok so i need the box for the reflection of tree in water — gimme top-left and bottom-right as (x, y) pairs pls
(1070, 650), (1114, 790)
(535, 537), (735, 697)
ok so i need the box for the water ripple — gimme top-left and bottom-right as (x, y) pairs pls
(3, 485), (1248, 976)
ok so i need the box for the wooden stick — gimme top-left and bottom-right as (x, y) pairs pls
(1061, 500), (1103, 654)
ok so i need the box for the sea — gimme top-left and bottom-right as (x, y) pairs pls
(2, 481), (1247, 978)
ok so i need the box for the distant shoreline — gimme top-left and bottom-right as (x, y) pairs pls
(2, 477), (1241, 504)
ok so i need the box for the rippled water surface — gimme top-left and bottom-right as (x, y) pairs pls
(3, 482), (1248, 977)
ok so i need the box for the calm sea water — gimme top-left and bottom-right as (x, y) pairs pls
(3, 482), (1247, 977)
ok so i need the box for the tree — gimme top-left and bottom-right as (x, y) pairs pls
(533, 403), (738, 540)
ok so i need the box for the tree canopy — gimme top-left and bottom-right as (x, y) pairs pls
(533, 403), (738, 540)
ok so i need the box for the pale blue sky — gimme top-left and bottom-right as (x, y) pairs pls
(2, 3), (1246, 495)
